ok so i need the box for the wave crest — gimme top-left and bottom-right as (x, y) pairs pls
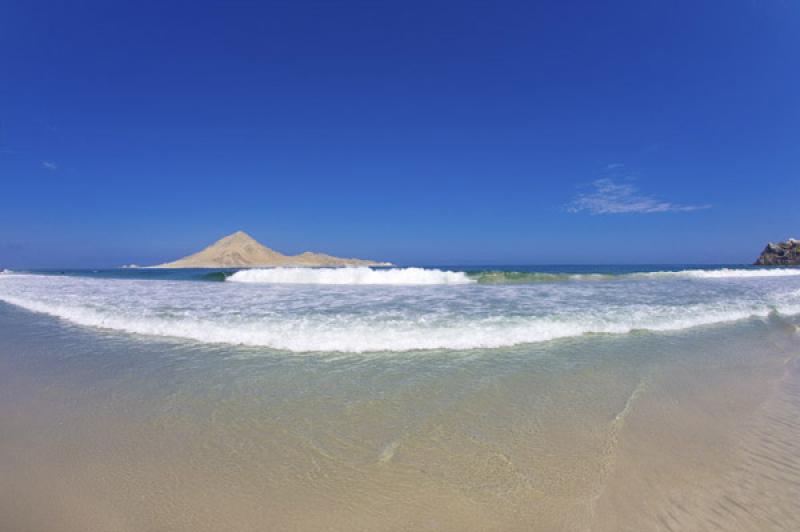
(648, 268), (800, 279)
(469, 268), (800, 284)
(0, 293), (794, 353)
(227, 267), (473, 285)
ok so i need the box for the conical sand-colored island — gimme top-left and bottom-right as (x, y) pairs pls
(152, 231), (391, 268)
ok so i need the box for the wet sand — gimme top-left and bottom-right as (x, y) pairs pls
(0, 302), (798, 531)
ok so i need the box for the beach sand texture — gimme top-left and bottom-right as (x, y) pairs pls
(0, 299), (798, 531)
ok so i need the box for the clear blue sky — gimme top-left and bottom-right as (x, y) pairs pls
(1, 1), (798, 267)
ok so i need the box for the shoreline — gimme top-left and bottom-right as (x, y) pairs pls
(1, 302), (798, 531)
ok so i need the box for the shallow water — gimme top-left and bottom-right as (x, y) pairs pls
(0, 268), (799, 530)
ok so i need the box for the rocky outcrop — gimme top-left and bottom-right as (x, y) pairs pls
(152, 231), (391, 268)
(754, 239), (800, 266)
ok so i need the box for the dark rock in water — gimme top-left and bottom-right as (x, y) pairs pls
(754, 239), (800, 265)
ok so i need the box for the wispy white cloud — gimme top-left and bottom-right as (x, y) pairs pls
(567, 178), (710, 215)
(42, 161), (57, 171)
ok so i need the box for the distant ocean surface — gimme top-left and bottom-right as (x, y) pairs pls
(1, 265), (800, 530)
(1, 264), (799, 353)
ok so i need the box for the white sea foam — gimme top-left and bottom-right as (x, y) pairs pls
(0, 272), (798, 353)
(634, 268), (800, 280)
(469, 268), (800, 285)
(227, 267), (474, 285)
(0, 293), (781, 353)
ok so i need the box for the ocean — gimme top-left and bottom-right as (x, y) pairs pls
(1, 265), (799, 530)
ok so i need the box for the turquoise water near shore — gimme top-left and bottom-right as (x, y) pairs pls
(1, 265), (799, 530)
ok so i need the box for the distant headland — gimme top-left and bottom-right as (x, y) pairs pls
(151, 231), (392, 268)
(754, 238), (800, 266)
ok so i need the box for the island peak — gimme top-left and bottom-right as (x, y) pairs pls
(152, 231), (389, 269)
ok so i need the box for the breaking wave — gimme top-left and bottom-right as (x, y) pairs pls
(469, 271), (613, 283)
(226, 267), (800, 286)
(0, 292), (795, 353)
(1, 270), (799, 353)
(633, 268), (800, 280)
(227, 267), (473, 285)
(467, 268), (800, 284)
(200, 271), (232, 282)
